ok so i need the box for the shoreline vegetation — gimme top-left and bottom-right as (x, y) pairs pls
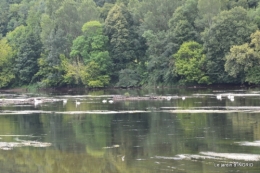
(0, 82), (254, 94)
(1, 0), (260, 89)
(0, 83), (254, 106)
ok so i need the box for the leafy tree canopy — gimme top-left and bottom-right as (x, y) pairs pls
(173, 41), (210, 84)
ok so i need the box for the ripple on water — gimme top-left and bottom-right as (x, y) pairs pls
(154, 152), (260, 162)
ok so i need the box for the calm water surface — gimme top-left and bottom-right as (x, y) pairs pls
(0, 87), (260, 173)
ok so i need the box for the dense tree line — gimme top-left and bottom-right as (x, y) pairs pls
(1, 0), (260, 88)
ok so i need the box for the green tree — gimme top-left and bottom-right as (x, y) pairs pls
(248, 0), (260, 8)
(0, 0), (9, 36)
(99, 2), (114, 20)
(0, 39), (15, 88)
(168, 0), (200, 50)
(202, 7), (257, 83)
(69, 21), (112, 87)
(228, 0), (248, 9)
(15, 30), (42, 84)
(132, 0), (183, 33)
(39, 0), (100, 86)
(140, 0), (198, 86)
(142, 30), (178, 85)
(173, 41), (209, 84)
(105, 3), (145, 82)
(225, 30), (260, 84)
(7, 0), (31, 33)
(93, 0), (116, 7)
(116, 69), (140, 87)
(62, 58), (110, 87)
(105, 4), (132, 70)
(195, 0), (227, 31)
(70, 21), (112, 80)
(224, 43), (256, 82)
(245, 66), (260, 84)
(247, 7), (260, 29)
(6, 2), (43, 86)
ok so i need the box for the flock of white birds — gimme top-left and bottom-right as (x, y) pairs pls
(216, 94), (234, 101)
(33, 93), (235, 107)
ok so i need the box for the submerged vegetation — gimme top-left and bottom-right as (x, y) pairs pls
(1, 0), (260, 88)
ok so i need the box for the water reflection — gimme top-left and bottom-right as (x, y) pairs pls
(0, 87), (260, 172)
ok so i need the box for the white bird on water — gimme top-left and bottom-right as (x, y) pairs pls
(228, 94), (234, 101)
(102, 100), (107, 103)
(34, 98), (43, 106)
(63, 99), (67, 105)
(216, 95), (222, 100)
(230, 95), (234, 100)
(76, 100), (80, 106)
(166, 96), (171, 101)
(182, 97), (185, 100)
(108, 100), (114, 103)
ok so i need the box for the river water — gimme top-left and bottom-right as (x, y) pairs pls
(0, 87), (260, 173)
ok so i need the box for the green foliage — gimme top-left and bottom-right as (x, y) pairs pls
(0, 0), (9, 36)
(116, 69), (140, 87)
(6, 23), (42, 85)
(105, 3), (145, 82)
(25, 83), (40, 92)
(124, 92), (130, 97)
(105, 4), (132, 71)
(39, 0), (100, 86)
(248, 0), (260, 8)
(142, 30), (177, 85)
(225, 30), (260, 84)
(133, 0), (183, 32)
(228, 0), (248, 9)
(168, 0), (200, 46)
(98, 3), (114, 20)
(202, 6), (257, 83)
(248, 7), (260, 29)
(93, 0), (116, 7)
(245, 66), (260, 84)
(0, 39), (15, 88)
(6, 1), (30, 33)
(34, 55), (64, 87)
(61, 58), (110, 87)
(2, 0), (260, 88)
(85, 61), (110, 87)
(142, 30), (162, 84)
(224, 43), (256, 82)
(15, 31), (42, 84)
(196, 0), (227, 31)
(70, 20), (112, 80)
(173, 41), (210, 84)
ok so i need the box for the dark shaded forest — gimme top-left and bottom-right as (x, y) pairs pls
(1, 0), (260, 88)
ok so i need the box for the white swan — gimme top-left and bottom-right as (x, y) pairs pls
(182, 97), (185, 100)
(166, 96), (171, 101)
(102, 100), (107, 103)
(108, 100), (114, 103)
(63, 99), (67, 105)
(34, 98), (43, 106)
(216, 95), (222, 100)
(228, 94), (234, 100)
(76, 100), (80, 106)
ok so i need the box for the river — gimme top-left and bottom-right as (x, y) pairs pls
(0, 86), (260, 173)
